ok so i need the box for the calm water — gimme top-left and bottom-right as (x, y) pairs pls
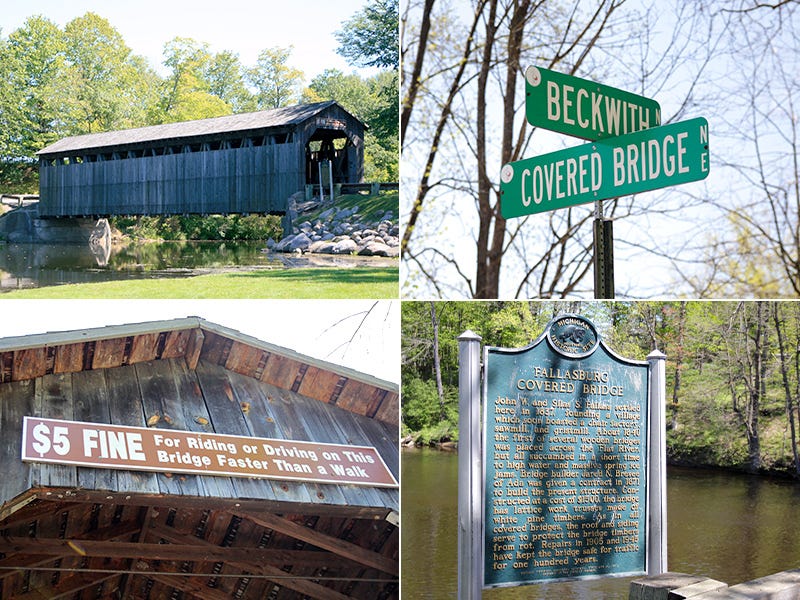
(401, 448), (800, 599)
(0, 241), (392, 291)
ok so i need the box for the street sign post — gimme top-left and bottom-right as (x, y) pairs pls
(500, 117), (709, 219)
(525, 66), (662, 141)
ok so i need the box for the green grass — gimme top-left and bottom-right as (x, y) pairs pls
(305, 190), (398, 223)
(0, 267), (399, 299)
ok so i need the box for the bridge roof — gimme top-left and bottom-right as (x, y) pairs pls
(37, 101), (360, 157)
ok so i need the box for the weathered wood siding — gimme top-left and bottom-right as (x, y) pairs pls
(38, 143), (302, 217)
(1, 358), (398, 512)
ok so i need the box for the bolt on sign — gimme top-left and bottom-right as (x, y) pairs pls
(500, 117), (709, 218)
(483, 315), (648, 587)
(21, 416), (398, 488)
(524, 66), (662, 141)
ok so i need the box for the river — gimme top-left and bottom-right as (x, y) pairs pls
(0, 241), (394, 292)
(401, 448), (800, 599)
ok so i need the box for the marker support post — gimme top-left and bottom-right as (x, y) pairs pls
(593, 200), (615, 299)
(457, 330), (482, 600)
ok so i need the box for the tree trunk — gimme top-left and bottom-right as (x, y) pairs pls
(671, 302), (687, 431)
(773, 302), (800, 477)
(429, 301), (445, 419)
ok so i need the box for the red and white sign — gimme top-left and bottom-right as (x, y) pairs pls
(22, 416), (397, 488)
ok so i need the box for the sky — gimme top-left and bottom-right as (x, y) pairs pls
(1, 0), (374, 81)
(0, 299), (400, 384)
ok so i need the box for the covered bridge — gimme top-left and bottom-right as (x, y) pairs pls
(0, 317), (398, 599)
(35, 101), (365, 218)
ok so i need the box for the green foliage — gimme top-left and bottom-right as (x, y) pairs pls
(335, 0), (399, 69)
(111, 214), (283, 241)
(402, 301), (800, 476)
(248, 46), (304, 110)
(0, 12), (396, 191)
(402, 378), (459, 444)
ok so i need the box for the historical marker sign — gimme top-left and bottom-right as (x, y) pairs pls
(21, 416), (398, 487)
(483, 314), (649, 587)
(525, 66), (661, 141)
(500, 117), (709, 218)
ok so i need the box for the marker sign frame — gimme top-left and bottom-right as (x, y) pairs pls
(482, 314), (649, 588)
(525, 66), (661, 141)
(21, 416), (398, 488)
(500, 117), (709, 218)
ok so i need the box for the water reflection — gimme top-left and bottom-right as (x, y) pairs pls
(0, 241), (394, 292)
(402, 448), (800, 600)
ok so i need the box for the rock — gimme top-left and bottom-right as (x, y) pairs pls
(331, 238), (358, 254)
(358, 241), (393, 256)
(308, 240), (335, 253)
(276, 232), (311, 252)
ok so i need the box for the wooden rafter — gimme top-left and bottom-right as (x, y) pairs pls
(231, 511), (398, 576)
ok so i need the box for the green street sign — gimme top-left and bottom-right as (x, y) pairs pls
(525, 66), (662, 141)
(500, 117), (709, 219)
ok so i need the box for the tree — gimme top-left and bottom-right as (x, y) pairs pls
(248, 46), (304, 110)
(157, 37), (232, 123)
(204, 50), (256, 113)
(401, 0), (644, 298)
(61, 13), (157, 133)
(335, 0), (399, 69)
(0, 15), (65, 187)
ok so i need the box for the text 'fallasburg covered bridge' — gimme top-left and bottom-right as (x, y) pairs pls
(35, 101), (365, 218)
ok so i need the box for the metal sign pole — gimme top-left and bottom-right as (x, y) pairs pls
(593, 200), (615, 299)
(457, 330), (483, 600)
(646, 349), (667, 575)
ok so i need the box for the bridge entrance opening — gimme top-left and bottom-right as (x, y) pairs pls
(305, 128), (352, 185)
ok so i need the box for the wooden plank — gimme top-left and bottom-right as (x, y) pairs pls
(183, 328), (204, 371)
(194, 361), (275, 501)
(224, 341), (267, 377)
(297, 366), (345, 404)
(53, 343), (85, 374)
(105, 364), (159, 494)
(71, 370), (115, 491)
(334, 379), (382, 419)
(13, 348), (47, 381)
(150, 525), (363, 600)
(0, 536), (357, 567)
(127, 333), (161, 364)
(259, 353), (302, 390)
(373, 390), (399, 427)
(161, 329), (191, 359)
(233, 511), (398, 576)
(0, 379), (35, 503)
(134, 360), (201, 498)
(223, 370), (298, 503)
(34, 373), (77, 488)
(169, 358), (237, 500)
(91, 337), (127, 370)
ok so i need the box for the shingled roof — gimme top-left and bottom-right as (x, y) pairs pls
(36, 101), (356, 157)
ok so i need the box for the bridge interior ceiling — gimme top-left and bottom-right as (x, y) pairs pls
(0, 492), (398, 600)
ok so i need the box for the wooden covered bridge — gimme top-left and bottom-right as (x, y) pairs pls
(0, 317), (398, 600)
(35, 101), (365, 218)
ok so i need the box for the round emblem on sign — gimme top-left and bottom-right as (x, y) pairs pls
(501, 163), (514, 183)
(525, 66), (541, 87)
(546, 314), (599, 358)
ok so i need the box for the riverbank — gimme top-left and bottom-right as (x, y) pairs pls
(0, 265), (398, 299)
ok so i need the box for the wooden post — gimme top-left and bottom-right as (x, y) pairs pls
(457, 330), (482, 600)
